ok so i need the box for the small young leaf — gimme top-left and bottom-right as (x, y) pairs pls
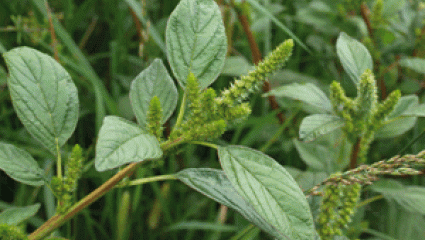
(299, 114), (344, 142)
(3, 47), (79, 154)
(0, 143), (44, 186)
(129, 59), (178, 127)
(336, 32), (373, 85)
(176, 168), (283, 239)
(0, 203), (41, 225)
(264, 83), (332, 113)
(218, 146), (316, 240)
(166, 0), (227, 89)
(95, 116), (163, 171)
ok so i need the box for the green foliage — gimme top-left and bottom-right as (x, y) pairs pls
(1, 0), (425, 239)
(0, 224), (28, 240)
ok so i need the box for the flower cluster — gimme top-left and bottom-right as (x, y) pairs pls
(168, 39), (293, 144)
(317, 183), (361, 240)
(330, 69), (400, 162)
(51, 145), (84, 214)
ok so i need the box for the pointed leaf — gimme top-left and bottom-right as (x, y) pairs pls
(0, 203), (41, 225)
(129, 59), (178, 127)
(0, 143), (44, 186)
(299, 114), (344, 142)
(95, 116), (163, 171)
(218, 146), (315, 240)
(336, 32), (373, 85)
(176, 168), (283, 239)
(166, 0), (227, 89)
(4, 47), (79, 154)
(264, 83), (332, 113)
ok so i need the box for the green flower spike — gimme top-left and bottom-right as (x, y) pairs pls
(147, 96), (164, 140)
(371, 89), (401, 129)
(216, 39), (294, 108)
(354, 69), (377, 123)
(317, 182), (361, 240)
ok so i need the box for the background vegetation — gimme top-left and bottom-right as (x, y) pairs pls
(1, 0), (425, 239)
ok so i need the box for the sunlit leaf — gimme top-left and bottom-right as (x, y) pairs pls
(218, 146), (315, 240)
(95, 116), (163, 171)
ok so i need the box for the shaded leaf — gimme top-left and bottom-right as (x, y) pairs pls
(264, 83), (332, 113)
(176, 168), (283, 239)
(375, 95), (418, 138)
(299, 114), (344, 142)
(0, 203), (41, 225)
(166, 0), (227, 89)
(129, 59), (178, 127)
(399, 57), (425, 75)
(4, 47), (79, 154)
(95, 116), (163, 171)
(336, 32), (373, 85)
(371, 180), (425, 215)
(218, 146), (315, 240)
(0, 143), (44, 186)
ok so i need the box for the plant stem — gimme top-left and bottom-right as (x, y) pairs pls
(28, 162), (140, 240)
(350, 137), (361, 169)
(28, 137), (185, 240)
(260, 111), (297, 152)
(116, 174), (177, 187)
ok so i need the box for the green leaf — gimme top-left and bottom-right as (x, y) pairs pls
(95, 116), (163, 171)
(371, 180), (425, 215)
(293, 136), (350, 173)
(218, 146), (315, 240)
(336, 32), (373, 85)
(0, 203), (41, 225)
(221, 56), (253, 76)
(0, 143), (44, 186)
(167, 221), (237, 232)
(129, 59), (178, 127)
(299, 114), (344, 142)
(246, 0), (311, 53)
(166, 0), (227, 89)
(176, 168), (283, 239)
(374, 117), (416, 139)
(3, 47), (79, 154)
(264, 83), (332, 113)
(399, 57), (425, 75)
(382, 0), (406, 17)
(375, 96), (418, 138)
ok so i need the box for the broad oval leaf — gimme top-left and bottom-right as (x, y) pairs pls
(264, 83), (332, 113)
(176, 168), (283, 239)
(95, 116), (163, 171)
(0, 143), (44, 186)
(129, 59), (178, 127)
(299, 114), (344, 142)
(0, 203), (41, 225)
(4, 47), (79, 154)
(218, 146), (315, 240)
(166, 0), (227, 89)
(336, 32), (373, 85)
